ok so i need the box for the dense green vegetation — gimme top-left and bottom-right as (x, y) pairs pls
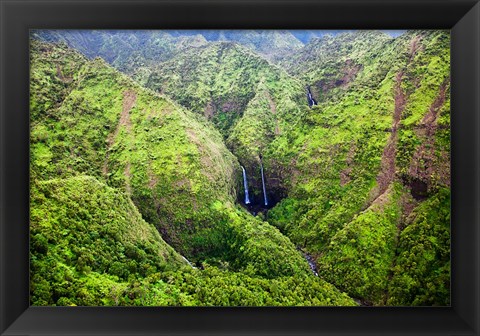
(267, 30), (451, 305)
(30, 175), (187, 305)
(30, 29), (450, 306)
(32, 30), (209, 76)
(140, 42), (305, 137)
(387, 187), (451, 306)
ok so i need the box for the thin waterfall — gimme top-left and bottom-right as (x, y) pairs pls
(260, 161), (268, 206)
(304, 253), (319, 276)
(182, 256), (196, 269)
(308, 92), (317, 106)
(241, 166), (251, 205)
(306, 86), (317, 107)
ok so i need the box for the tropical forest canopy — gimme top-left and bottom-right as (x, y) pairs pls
(30, 29), (450, 306)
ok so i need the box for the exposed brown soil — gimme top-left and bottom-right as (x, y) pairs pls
(55, 64), (73, 83)
(102, 90), (137, 176)
(338, 59), (363, 89)
(409, 36), (422, 62)
(421, 80), (448, 126)
(107, 90), (136, 146)
(204, 100), (215, 119)
(119, 90), (136, 131)
(174, 177), (191, 190)
(370, 184), (395, 213)
(407, 78), (450, 192)
(400, 192), (417, 227)
(372, 70), (406, 201)
(221, 100), (241, 114)
(403, 36), (424, 91)
(315, 59), (363, 96)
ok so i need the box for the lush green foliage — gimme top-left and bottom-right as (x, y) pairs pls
(30, 39), (320, 306)
(135, 266), (355, 306)
(316, 184), (402, 304)
(32, 30), (209, 76)
(30, 30), (451, 306)
(30, 175), (187, 305)
(140, 42), (305, 137)
(387, 188), (450, 306)
(265, 30), (450, 305)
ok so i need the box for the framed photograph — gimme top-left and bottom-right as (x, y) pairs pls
(1, 0), (479, 335)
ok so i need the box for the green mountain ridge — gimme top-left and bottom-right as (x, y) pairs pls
(139, 41), (306, 136)
(266, 29), (450, 305)
(138, 40), (309, 203)
(30, 175), (188, 305)
(31, 39), (352, 306)
(33, 29), (305, 69)
(212, 30), (304, 62)
(30, 29), (450, 306)
(32, 30), (209, 76)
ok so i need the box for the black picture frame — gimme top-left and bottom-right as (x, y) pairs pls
(1, 0), (479, 335)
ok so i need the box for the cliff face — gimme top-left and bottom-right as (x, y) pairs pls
(30, 40), (323, 306)
(31, 41), (238, 255)
(30, 30), (450, 306)
(267, 30), (450, 305)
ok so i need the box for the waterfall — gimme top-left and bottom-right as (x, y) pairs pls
(308, 92), (317, 106)
(304, 253), (319, 276)
(241, 166), (251, 205)
(182, 256), (196, 269)
(306, 86), (317, 107)
(260, 161), (268, 206)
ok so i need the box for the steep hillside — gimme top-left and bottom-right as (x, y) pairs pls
(30, 40), (321, 306)
(280, 31), (393, 103)
(267, 30), (450, 305)
(30, 176), (188, 305)
(138, 41), (308, 204)
(198, 30), (304, 62)
(30, 176), (353, 307)
(30, 40), (237, 253)
(139, 41), (305, 137)
(29, 29), (450, 307)
(32, 30), (208, 76)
